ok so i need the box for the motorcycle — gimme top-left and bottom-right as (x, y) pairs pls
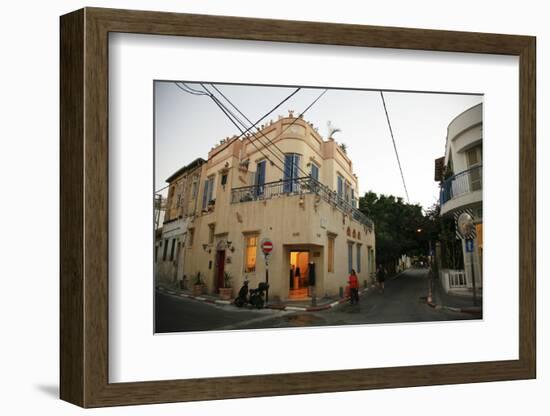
(234, 281), (269, 309)
(249, 282), (269, 309)
(233, 280), (249, 308)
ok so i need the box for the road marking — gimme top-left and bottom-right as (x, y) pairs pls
(216, 310), (290, 330)
(286, 306), (307, 311)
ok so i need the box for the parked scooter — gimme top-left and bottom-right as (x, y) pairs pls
(249, 282), (269, 309)
(233, 280), (249, 308)
(234, 281), (269, 309)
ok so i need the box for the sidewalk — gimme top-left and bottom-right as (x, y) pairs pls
(157, 283), (372, 312)
(428, 277), (482, 317)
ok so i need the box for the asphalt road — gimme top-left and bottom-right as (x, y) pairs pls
(154, 291), (283, 333)
(235, 268), (477, 330)
(155, 268), (477, 333)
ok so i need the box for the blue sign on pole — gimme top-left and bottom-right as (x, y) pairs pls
(465, 239), (474, 253)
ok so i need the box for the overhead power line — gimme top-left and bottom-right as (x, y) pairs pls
(158, 83), (324, 193)
(175, 82), (208, 96)
(208, 84), (328, 180)
(380, 91), (410, 203)
(202, 83), (290, 174)
(207, 92), (279, 170)
(182, 83), (327, 181)
(210, 84), (292, 163)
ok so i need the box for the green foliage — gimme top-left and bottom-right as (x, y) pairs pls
(339, 143), (347, 154)
(359, 191), (463, 272)
(359, 192), (433, 269)
(223, 271), (232, 288)
(438, 212), (464, 269)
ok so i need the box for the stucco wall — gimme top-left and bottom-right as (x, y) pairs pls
(182, 192), (375, 300)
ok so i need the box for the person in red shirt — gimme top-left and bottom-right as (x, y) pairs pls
(348, 269), (359, 304)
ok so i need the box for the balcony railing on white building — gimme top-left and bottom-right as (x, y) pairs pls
(440, 165), (482, 206)
(231, 176), (374, 229)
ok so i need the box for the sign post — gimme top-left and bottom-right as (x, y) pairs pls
(260, 239), (273, 304)
(457, 213), (478, 306)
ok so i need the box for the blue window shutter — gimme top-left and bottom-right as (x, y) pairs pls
(283, 154), (292, 192)
(337, 176), (343, 197)
(357, 245), (361, 273)
(348, 243), (353, 273)
(284, 154), (300, 192)
(311, 164), (319, 181)
(202, 179), (209, 209)
(255, 161), (266, 195)
(292, 154), (300, 191)
(207, 177), (213, 202)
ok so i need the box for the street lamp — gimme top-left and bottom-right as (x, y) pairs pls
(416, 226), (434, 303)
(416, 228), (432, 266)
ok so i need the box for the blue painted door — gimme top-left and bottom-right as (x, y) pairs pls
(255, 160), (266, 196)
(283, 154), (301, 192)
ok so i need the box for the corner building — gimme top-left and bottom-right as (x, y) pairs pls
(172, 112), (376, 301)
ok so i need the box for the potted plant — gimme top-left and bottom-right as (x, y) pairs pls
(192, 272), (204, 296)
(180, 275), (188, 290)
(218, 271), (233, 300)
(207, 199), (216, 212)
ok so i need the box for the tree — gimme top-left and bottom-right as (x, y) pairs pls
(359, 191), (426, 272)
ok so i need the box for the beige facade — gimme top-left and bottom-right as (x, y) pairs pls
(159, 112), (376, 301)
(155, 158), (205, 286)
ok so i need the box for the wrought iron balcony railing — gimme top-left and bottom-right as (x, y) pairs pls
(230, 176), (374, 229)
(440, 165), (482, 206)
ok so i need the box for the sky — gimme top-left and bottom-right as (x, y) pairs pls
(154, 82), (482, 210)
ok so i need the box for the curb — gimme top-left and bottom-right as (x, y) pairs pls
(427, 282), (482, 316)
(158, 286), (371, 312)
(427, 299), (482, 315)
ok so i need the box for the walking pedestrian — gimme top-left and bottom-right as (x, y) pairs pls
(376, 264), (386, 294)
(348, 269), (360, 304)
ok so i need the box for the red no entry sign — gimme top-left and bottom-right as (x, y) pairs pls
(261, 239), (273, 255)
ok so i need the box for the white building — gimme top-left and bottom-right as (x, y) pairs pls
(435, 103), (483, 295)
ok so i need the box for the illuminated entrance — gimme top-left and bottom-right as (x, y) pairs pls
(288, 251), (310, 299)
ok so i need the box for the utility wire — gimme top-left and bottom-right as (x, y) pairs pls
(165, 82), (328, 193)
(201, 84), (288, 173)
(209, 84), (328, 180)
(200, 83), (327, 179)
(155, 183), (170, 194)
(175, 82), (208, 96)
(160, 83), (304, 191)
(380, 91), (410, 203)
(210, 84), (300, 174)
(208, 93), (279, 170)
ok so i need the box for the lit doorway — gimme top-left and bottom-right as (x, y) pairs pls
(289, 250), (310, 299)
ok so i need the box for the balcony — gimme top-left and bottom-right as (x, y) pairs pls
(231, 176), (374, 229)
(440, 165), (482, 214)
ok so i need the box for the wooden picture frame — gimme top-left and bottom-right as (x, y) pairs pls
(60, 7), (536, 408)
